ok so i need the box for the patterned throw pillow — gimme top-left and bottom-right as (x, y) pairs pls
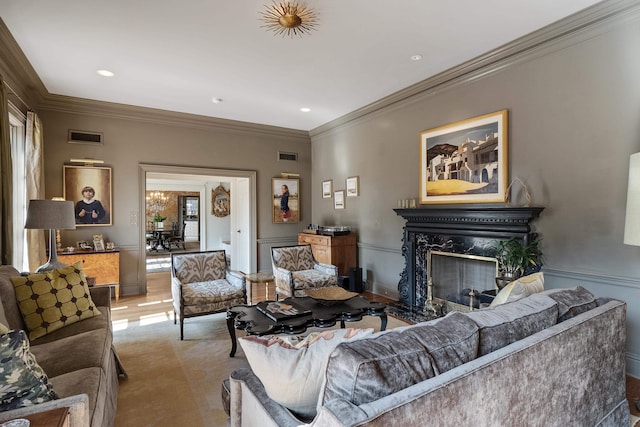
(239, 328), (374, 418)
(11, 263), (101, 341)
(0, 329), (58, 410)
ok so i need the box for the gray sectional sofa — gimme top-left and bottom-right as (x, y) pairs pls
(0, 265), (124, 427)
(229, 286), (629, 426)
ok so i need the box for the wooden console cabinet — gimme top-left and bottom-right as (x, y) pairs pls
(298, 233), (357, 276)
(58, 250), (120, 302)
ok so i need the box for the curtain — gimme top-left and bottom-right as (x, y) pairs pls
(26, 111), (46, 271)
(0, 77), (13, 265)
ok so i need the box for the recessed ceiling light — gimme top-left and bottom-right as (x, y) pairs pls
(96, 69), (114, 77)
(410, 54), (423, 61)
(212, 97), (224, 104)
(300, 107), (311, 112)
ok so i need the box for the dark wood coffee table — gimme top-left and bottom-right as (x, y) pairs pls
(226, 295), (387, 357)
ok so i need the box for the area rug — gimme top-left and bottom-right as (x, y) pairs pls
(113, 311), (408, 427)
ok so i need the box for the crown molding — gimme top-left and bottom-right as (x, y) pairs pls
(0, 18), (47, 112)
(310, 0), (640, 138)
(38, 93), (311, 143)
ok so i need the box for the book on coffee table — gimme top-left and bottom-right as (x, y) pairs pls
(256, 300), (311, 322)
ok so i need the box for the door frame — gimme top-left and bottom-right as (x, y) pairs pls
(138, 163), (257, 294)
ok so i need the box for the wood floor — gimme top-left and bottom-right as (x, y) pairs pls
(113, 271), (640, 419)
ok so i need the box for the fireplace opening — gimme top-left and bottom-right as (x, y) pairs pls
(428, 250), (499, 309)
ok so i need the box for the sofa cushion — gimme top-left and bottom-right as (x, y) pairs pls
(541, 286), (597, 322)
(30, 328), (112, 378)
(292, 270), (338, 292)
(0, 329), (58, 411)
(239, 328), (374, 418)
(10, 263), (101, 341)
(321, 312), (479, 407)
(49, 366), (108, 427)
(466, 293), (558, 356)
(490, 272), (545, 307)
(0, 266), (25, 331)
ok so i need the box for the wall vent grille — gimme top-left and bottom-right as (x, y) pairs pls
(278, 151), (298, 162)
(68, 130), (103, 145)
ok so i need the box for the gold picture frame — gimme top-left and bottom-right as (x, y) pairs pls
(63, 165), (113, 226)
(92, 234), (105, 252)
(272, 177), (300, 223)
(420, 109), (508, 204)
(211, 184), (230, 217)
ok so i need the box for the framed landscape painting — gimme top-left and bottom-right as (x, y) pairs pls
(272, 177), (300, 223)
(420, 109), (508, 204)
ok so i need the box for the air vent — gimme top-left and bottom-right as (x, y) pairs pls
(68, 130), (103, 145)
(278, 151), (298, 162)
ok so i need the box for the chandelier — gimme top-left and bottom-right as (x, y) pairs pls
(261, 1), (318, 38)
(147, 191), (168, 213)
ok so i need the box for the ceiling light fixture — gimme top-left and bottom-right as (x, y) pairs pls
(300, 107), (311, 112)
(212, 97), (224, 104)
(97, 69), (114, 77)
(410, 55), (423, 61)
(261, 1), (318, 38)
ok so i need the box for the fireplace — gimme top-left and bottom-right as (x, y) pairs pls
(395, 206), (543, 309)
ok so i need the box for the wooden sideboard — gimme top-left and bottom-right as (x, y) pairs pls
(58, 250), (120, 302)
(298, 233), (357, 276)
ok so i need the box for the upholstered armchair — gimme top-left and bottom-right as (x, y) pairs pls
(171, 250), (246, 340)
(270, 245), (338, 299)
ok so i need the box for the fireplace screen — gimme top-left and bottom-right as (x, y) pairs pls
(428, 251), (499, 306)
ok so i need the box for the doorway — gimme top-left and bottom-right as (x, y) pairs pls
(138, 164), (257, 295)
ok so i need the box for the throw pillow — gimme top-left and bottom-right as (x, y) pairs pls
(0, 329), (58, 410)
(541, 286), (597, 322)
(0, 323), (9, 334)
(321, 312), (479, 407)
(239, 328), (374, 419)
(490, 272), (545, 307)
(11, 263), (101, 341)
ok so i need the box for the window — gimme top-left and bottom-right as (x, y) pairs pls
(8, 105), (27, 270)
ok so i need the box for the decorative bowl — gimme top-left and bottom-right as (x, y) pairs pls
(305, 286), (358, 303)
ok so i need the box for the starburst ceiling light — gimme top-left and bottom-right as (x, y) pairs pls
(261, 1), (318, 38)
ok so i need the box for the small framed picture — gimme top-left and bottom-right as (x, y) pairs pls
(322, 180), (333, 199)
(334, 190), (345, 209)
(346, 176), (359, 197)
(93, 234), (105, 251)
(76, 240), (91, 250)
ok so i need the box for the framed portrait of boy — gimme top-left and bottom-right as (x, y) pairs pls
(63, 165), (113, 226)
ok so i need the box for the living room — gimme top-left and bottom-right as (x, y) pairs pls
(1, 0), (640, 425)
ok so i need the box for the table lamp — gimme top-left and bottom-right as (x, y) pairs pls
(25, 199), (76, 272)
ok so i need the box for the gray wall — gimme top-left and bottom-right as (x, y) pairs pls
(309, 5), (640, 376)
(37, 109), (310, 292)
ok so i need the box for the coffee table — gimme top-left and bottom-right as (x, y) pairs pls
(226, 295), (387, 357)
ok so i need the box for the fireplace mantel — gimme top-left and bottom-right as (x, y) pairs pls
(394, 205), (544, 308)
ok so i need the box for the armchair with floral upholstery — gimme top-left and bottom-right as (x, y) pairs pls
(171, 250), (246, 340)
(270, 245), (338, 299)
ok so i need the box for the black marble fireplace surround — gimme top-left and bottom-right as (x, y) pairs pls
(394, 206), (544, 310)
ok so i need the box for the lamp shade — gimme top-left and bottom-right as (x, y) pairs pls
(25, 200), (76, 230)
(624, 153), (640, 246)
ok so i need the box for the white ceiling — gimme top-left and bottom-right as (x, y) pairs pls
(0, 0), (603, 132)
